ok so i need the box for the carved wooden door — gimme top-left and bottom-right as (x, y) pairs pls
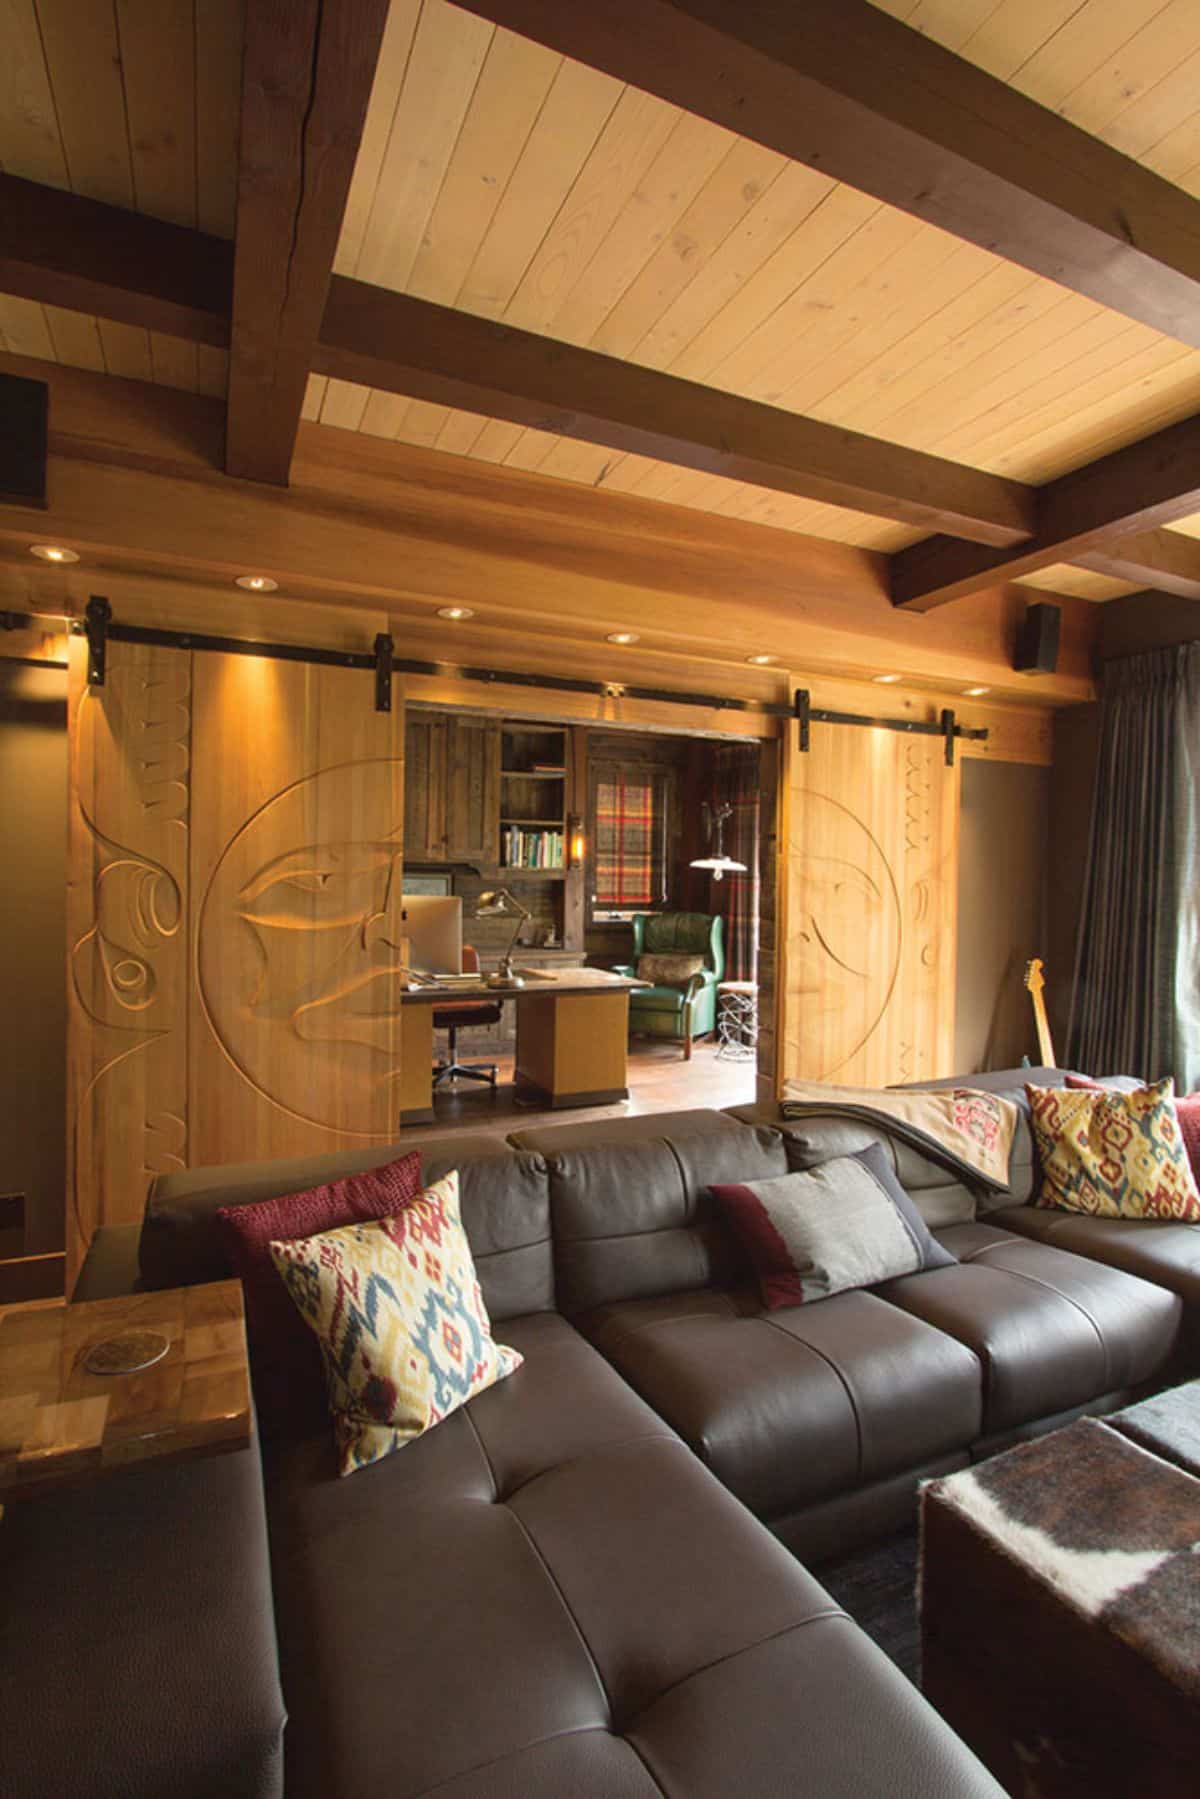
(67, 644), (405, 1280)
(777, 717), (958, 1089)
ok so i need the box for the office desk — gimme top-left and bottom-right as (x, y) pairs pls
(399, 968), (647, 1124)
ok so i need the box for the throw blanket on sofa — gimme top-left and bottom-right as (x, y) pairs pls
(780, 1080), (1019, 1192)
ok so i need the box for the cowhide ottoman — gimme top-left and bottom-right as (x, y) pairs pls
(920, 1414), (1200, 1797)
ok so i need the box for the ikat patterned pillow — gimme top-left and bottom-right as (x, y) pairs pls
(269, 1170), (523, 1475)
(1027, 1080), (1200, 1221)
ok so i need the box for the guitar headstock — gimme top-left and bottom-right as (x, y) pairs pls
(1024, 957), (1045, 995)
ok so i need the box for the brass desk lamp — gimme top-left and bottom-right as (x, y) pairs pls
(475, 888), (532, 987)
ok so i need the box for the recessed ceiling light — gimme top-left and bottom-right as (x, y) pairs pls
(606, 631), (640, 645)
(235, 574), (278, 592)
(872, 673), (902, 684)
(746, 653), (776, 665)
(29, 544), (79, 564)
(436, 606), (475, 620)
(962, 685), (991, 697)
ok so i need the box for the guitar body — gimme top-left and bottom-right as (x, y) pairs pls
(1024, 958), (1057, 1068)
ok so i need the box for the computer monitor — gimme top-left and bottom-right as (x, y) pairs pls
(400, 894), (463, 976)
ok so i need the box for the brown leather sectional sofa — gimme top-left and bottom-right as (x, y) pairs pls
(8, 1079), (1193, 1798)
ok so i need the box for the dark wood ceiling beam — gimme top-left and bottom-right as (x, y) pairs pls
(1073, 528), (1200, 601)
(0, 174), (232, 346)
(450, 0), (1200, 348)
(315, 280), (1034, 545)
(225, 0), (391, 485)
(891, 414), (1200, 610)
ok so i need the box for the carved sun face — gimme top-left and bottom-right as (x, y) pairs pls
(198, 761), (407, 1131)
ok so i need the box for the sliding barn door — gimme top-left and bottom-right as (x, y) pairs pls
(777, 718), (959, 1090)
(67, 644), (405, 1281)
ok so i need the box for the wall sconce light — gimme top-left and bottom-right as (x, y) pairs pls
(568, 814), (585, 867)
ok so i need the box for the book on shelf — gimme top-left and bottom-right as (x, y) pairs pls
(502, 824), (565, 869)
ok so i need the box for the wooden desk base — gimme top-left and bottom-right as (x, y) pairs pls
(515, 989), (631, 1108)
(400, 1006), (436, 1125)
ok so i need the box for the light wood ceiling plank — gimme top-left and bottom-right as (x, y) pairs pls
(660, 182), (881, 385)
(98, 320), (153, 382)
(408, 28), (560, 305)
(500, 423), (560, 471)
(452, 0), (1200, 345)
(471, 419), (525, 462)
(194, 0), (245, 237)
(0, 293), (54, 358)
(434, 409), (489, 455)
(1001, 358), (1200, 484)
(455, 56), (620, 319)
(394, 398), (455, 447)
(1074, 525), (1200, 597)
(335, 0), (422, 275)
(545, 109), (734, 346)
(1056, 0), (1198, 135)
(301, 374), (328, 421)
(319, 378), (372, 431)
(354, 1), (493, 290)
(116, 0), (196, 228)
(503, 86), (680, 334)
(589, 138), (787, 360)
(945, 1), (1087, 82)
(358, 390), (411, 437)
(42, 303), (104, 371)
(536, 438), (619, 486)
(35, 0), (133, 207)
(1019, 565), (1138, 602)
(0, 0), (69, 187)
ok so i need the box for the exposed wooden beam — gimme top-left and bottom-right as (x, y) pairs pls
(0, 174), (231, 346)
(451, 0), (1200, 348)
(226, 0), (390, 485)
(316, 281), (1034, 546)
(1074, 529), (1200, 601)
(0, 349), (1097, 704)
(891, 414), (1200, 610)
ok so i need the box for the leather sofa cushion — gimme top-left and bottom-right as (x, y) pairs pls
(140, 1133), (552, 1322)
(878, 1222), (1182, 1434)
(512, 1113), (785, 1314)
(2, 1440), (284, 1799)
(579, 1285), (981, 1520)
(993, 1202), (1200, 1324)
(265, 1310), (1000, 1799)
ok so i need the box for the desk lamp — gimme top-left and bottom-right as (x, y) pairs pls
(475, 889), (532, 987)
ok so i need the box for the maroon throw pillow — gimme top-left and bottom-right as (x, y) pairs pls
(217, 1151), (422, 1431)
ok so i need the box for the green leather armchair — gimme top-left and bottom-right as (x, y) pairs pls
(615, 912), (725, 1059)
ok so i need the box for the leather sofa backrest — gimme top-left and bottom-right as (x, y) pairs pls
(509, 1110), (785, 1316)
(140, 1132), (553, 1322)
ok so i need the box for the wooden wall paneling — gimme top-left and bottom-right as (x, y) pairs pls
(445, 716), (500, 863)
(404, 713), (448, 859)
(66, 636), (191, 1283)
(778, 715), (959, 1090)
(189, 656), (406, 1166)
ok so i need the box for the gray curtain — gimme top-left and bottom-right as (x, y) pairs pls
(1069, 643), (1200, 1088)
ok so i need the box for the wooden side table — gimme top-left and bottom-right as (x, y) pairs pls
(717, 980), (758, 1060)
(0, 1281), (251, 1498)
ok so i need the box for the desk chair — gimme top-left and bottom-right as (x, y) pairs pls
(432, 945), (501, 1088)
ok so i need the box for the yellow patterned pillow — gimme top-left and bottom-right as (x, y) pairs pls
(1027, 1080), (1200, 1221)
(270, 1170), (522, 1475)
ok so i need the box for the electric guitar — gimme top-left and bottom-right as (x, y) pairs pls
(1024, 958), (1056, 1067)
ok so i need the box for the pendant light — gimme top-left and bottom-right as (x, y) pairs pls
(689, 801), (747, 883)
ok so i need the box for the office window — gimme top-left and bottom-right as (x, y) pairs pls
(591, 763), (670, 918)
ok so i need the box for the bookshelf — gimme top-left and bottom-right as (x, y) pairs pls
(500, 723), (567, 877)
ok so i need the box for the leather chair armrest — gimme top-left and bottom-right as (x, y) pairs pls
(71, 1223), (144, 1302)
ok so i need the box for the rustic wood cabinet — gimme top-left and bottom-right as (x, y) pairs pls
(404, 713), (499, 865)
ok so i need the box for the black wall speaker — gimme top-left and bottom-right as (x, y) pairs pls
(1013, 601), (1061, 674)
(0, 372), (49, 510)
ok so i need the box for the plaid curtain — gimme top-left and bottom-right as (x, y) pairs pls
(714, 744), (760, 982)
(594, 771), (663, 908)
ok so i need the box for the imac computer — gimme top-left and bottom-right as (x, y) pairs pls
(400, 894), (463, 977)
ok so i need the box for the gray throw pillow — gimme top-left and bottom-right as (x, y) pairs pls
(710, 1142), (956, 1310)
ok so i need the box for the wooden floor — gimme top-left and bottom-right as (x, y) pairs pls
(401, 1035), (758, 1147)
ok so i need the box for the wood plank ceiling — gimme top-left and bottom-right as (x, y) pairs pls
(7, 0), (1200, 605)
(0, 0), (242, 395)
